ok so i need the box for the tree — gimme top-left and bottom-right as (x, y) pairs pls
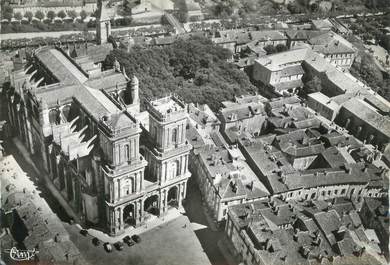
(35, 10), (45, 20)
(104, 36), (255, 111)
(90, 10), (98, 18)
(57, 10), (66, 19)
(67, 10), (78, 20)
(276, 44), (288, 53)
(47, 10), (56, 20)
(351, 53), (385, 95)
(213, 0), (241, 17)
(24, 11), (33, 22)
(2, 5), (13, 21)
(304, 76), (322, 94)
(287, 2), (306, 14)
(176, 10), (188, 23)
(379, 35), (390, 52)
(14, 12), (23, 21)
(264, 45), (277, 54)
(80, 10), (87, 21)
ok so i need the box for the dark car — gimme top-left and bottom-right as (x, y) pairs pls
(92, 237), (100, 246)
(131, 234), (141, 243)
(123, 236), (135, 246)
(79, 229), (88, 236)
(103, 242), (113, 252)
(114, 241), (124, 251)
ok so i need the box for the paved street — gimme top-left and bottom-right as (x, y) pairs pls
(3, 139), (72, 222)
(65, 215), (211, 265)
(164, 13), (186, 34)
(0, 23), (163, 40)
(183, 177), (228, 265)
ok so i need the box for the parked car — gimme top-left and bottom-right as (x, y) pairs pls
(114, 241), (124, 251)
(103, 242), (113, 252)
(123, 236), (135, 246)
(79, 229), (88, 236)
(131, 234), (141, 243)
(92, 237), (100, 246)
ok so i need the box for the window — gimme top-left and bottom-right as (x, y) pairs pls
(172, 128), (177, 144)
(341, 189), (346, 195)
(125, 145), (130, 160)
(154, 127), (157, 140)
(223, 209), (227, 216)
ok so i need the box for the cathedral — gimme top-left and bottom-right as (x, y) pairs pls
(5, 0), (191, 236)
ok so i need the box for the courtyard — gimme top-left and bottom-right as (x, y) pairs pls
(65, 215), (212, 265)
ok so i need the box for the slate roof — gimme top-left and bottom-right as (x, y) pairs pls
(35, 47), (88, 85)
(188, 103), (220, 126)
(71, 43), (113, 64)
(197, 146), (270, 200)
(342, 98), (390, 138)
(186, 122), (206, 149)
(84, 71), (128, 90)
(0, 155), (87, 265)
(32, 47), (132, 123)
(364, 95), (390, 114)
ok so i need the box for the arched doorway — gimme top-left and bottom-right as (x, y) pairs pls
(167, 186), (178, 208)
(123, 204), (136, 227)
(144, 195), (159, 216)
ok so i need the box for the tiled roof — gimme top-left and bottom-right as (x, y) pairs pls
(285, 164), (380, 190)
(280, 65), (304, 77)
(219, 101), (266, 123)
(227, 198), (379, 265)
(311, 19), (333, 30)
(273, 79), (303, 92)
(285, 30), (323, 40)
(309, 32), (355, 54)
(249, 30), (287, 41)
(255, 48), (310, 71)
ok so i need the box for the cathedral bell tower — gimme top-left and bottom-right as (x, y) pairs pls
(96, 0), (111, 45)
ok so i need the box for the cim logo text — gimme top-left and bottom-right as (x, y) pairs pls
(6, 247), (38, 261)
